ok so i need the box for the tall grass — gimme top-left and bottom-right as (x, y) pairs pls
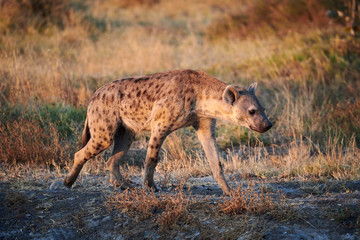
(0, 105), (84, 166)
(0, 0), (358, 180)
(2, 28), (358, 139)
(224, 136), (360, 180)
(0, 118), (73, 166)
(158, 131), (360, 180)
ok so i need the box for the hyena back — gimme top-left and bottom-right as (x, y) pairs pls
(64, 70), (272, 195)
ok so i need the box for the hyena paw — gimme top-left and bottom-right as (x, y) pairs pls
(49, 181), (69, 191)
(110, 178), (135, 190)
(148, 183), (162, 192)
(119, 181), (134, 190)
(153, 185), (162, 192)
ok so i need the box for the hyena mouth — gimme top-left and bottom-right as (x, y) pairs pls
(249, 125), (266, 133)
(249, 125), (258, 132)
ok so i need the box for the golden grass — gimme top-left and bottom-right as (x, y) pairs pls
(157, 132), (360, 180)
(0, 0), (359, 183)
(107, 184), (191, 230)
(231, 136), (360, 180)
(2, 28), (357, 136)
(218, 181), (295, 221)
(0, 118), (74, 167)
(219, 181), (274, 215)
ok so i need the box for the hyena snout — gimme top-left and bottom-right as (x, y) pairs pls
(250, 117), (273, 133)
(264, 120), (273, 131)
(257, 120), (272, 133)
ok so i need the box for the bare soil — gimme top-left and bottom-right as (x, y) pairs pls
(1, 168), (359, 240)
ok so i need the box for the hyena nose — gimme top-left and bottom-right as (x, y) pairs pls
(265, 122), (273, 131)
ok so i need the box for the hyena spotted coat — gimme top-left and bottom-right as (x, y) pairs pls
(64, 70), (272, 195)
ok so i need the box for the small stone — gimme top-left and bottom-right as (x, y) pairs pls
(116, 235), (124, 240)
(123, 219), (130, 226)
(29, 232), (37, 237)
(114, 223), (123, 231)
(343, 233), (355, 240)
(101, 216), (112, 222)
(87, 219), (100, 228)
(49, 181), (67, 190)
(144, 230), (160, 239)
(186, 230), (200, 239)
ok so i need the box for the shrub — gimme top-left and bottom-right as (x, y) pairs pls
(0, 0), (71, 32)
(219, 181), (275, 215)
(112, 0), (160, 8)
(107, 185), (191, 230)
(0, 118), (74, 166)
(325, 98), (360, 143)
(206, 0), (350, 39)
(219, 181), (296, 221)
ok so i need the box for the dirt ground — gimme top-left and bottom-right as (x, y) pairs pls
(1, 166), (359, 240)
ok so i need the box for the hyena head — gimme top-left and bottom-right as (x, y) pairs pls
(222, 82), (273, 133)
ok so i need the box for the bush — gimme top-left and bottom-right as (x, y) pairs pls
(325, 98), (360, 142)
(107, 185), (191, 230)
(111, 0), (160, 8)
(219, 181), (296, 221)
(0, 0), (71, 32)
(0, 118), (74, 166)
(219, 181), (275, 215)
(206, 0), (349, 39)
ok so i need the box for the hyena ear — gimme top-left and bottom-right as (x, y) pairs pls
(223, 85), (238, 105)
(248, 82), (257, 94)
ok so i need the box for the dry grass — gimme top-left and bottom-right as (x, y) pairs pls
(107, 183), (191, 230)
(0, 117), (74, 167)
(218, 181), (297, 223)
(157, 131), (211, 180)
(107, 180), (295, 231)
(0, 0), (359, 185)
(1, 27), (358, 140)
(222, 136), (360, 180)
(205, 0), (347, 39)
(157, 131), (360, 181)
(219, 181), (276, 215)
(0, 0), (71, 32)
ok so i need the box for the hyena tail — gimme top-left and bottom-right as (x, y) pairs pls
(82, 117), (91, 148)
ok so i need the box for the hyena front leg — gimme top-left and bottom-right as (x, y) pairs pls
(143, 124), (169, 190)
(64, 137), (112, 188)
(194, 118), (231, 195)
(106, 125), (135, 189)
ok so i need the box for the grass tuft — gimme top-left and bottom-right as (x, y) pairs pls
(219, 181), (276, 215)
(219, 181), (297, 222)
(107, 184), (191, 230)
(0, 117), (75, 167)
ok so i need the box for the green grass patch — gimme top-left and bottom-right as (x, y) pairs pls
(0, 104), (86, 138)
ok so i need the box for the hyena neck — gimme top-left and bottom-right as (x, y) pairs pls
(195, 84), (234, 122)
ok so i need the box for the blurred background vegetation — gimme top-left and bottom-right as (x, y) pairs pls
(0, 0), (359, 177)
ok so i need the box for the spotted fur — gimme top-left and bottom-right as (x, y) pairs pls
(64, 70), (272, 195)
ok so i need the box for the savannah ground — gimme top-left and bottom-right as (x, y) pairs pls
(0, 0), (360, 239)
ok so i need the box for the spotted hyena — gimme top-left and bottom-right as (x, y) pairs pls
(64, 70), (272, 195)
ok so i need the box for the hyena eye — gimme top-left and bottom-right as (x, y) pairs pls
(249, 109), (256, 116)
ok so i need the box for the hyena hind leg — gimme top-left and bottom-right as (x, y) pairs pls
(106, 126), (135, 189)
(64, 137), (111, 188)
